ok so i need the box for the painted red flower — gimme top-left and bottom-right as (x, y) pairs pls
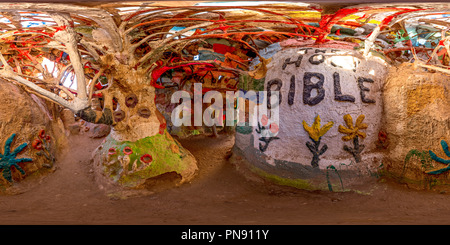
(108, 148), (117, 155)
(38, 129), (46, 139)
(140, 154), (153, 164)
(123, 146), (133, 155)
(261, 114), (268, 126)
(45, 135), (51, 142)
(94, 82), (103, 90)
(32, 139), (43, 150)
(159, 123), (166, 135)
(378, 131), (387, 142)
(269, 123), (279, 134)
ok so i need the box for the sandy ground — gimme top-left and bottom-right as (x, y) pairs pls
(0, 133), (450, 226)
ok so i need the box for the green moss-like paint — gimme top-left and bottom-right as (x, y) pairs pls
(236, 124), (253, 135)
(238, 74), (265, 92)
(100, 130), (194, 187)
(249, 165), (316, 190)
(252, 77), (265, 91)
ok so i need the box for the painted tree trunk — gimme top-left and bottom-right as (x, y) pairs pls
(89, 67), (198, 190)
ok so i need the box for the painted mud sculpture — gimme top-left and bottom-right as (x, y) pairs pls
(384, 62), (450, 189)
(232, 44), (387, 191)
(226, 4), (450, 192)
(2, 1), (450, 194)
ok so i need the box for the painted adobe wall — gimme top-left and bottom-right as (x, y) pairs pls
(232, 41), (389, 191)
(0, 79), (67, 193)
(383, 63), (450, 190)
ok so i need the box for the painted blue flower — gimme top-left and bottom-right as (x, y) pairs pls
(0, 134), (32, 182)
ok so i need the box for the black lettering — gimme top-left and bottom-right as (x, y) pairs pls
(308, 50), (325, 65)
(357, 77), (376, 103)
(333, 72), (355, 102)
(298, 47), (313, 54)
(303, 72), (325, 106)
(282, 55), (303, 70)
(288, 75), (295, 105)
(267, 79), (282, 109)
(331, 57), (359, 72)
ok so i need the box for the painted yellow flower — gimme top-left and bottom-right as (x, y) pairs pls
(302, 115), (334, 142)
(338, 114), (368, 141)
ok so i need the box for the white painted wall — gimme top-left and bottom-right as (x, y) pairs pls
(246, 46), (388, 169)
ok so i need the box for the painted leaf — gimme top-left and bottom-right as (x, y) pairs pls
(357, 131), (367, 139)
(358, 123), (368, 130)
(441, 140), (450, 157)
(429, 145), (450, 165)
(342, 135), (354, 141)
(302, 120), (312, 133)
(355, 115), (365, 128)
(343, 114), (354, 129)
(319, 121), (334, 138)
(312, 115), (321, 133)
(303, 120), (318, 141)
(426, 166), (450, 175)
(338, 124), (354, 134)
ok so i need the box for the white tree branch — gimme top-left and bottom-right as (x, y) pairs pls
(88, 68), (105, 101)
(138, 22), (212, 65)
(0, 3), (122, 51)
(80, 39), (102, 61)
(129, 31), (172, 55)
(48, 12), (88, 100)
(364, 25), (381, 57)
(0, 66), (89, 113)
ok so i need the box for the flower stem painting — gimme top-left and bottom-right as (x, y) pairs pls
(302, 115), (334, 168)
(338, 114), (367, 163)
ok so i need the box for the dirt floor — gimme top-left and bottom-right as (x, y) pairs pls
(1, 133), (450, 226)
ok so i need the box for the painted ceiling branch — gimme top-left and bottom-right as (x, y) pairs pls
(80, 40), (101, 62)
(0, 3), (122, 52)
(88, 68), (105, 101)
(53, 84), (76, 101)
(414, 62), (450, 75)
(363, 25), (381, 57)
(56, 64), (73, 83)
(0, 64), (88, 113)
(138, 22), (213, 65)
(129, 31), (173, 55)
(0, 11), (21, 29)
(48, 12), (88, 100)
